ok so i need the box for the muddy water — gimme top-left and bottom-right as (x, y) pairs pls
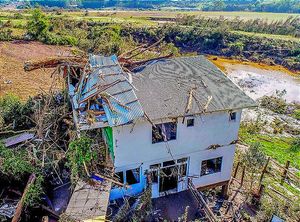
(223, 63), (300, 103)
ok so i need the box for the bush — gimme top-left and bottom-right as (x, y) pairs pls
(290, 137), (300, 152)
(0, 143), (36, 178)
(67, 137), (95, 182)
(0, 29), (13, 41)
(24, 175), (44, 208)
(0, 94), (34, 130)
(43, 32), (78, 46)
(260, 95), (287, 114)
(27, 8), (49, 40)
(292, 109), (300, 120)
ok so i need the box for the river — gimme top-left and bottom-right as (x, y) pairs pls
(211, 58), (300, 103)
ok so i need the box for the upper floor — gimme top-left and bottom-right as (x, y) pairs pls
(112, 109), (242, 168)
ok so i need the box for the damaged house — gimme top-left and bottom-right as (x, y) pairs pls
(66, 54), (256, 209)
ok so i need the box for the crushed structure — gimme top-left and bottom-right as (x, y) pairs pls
(24, 50), (257, 221)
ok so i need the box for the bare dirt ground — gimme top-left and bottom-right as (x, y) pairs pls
(0, 41), (72, 101)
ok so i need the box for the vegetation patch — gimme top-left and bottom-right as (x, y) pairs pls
(239, 125), (299, 169)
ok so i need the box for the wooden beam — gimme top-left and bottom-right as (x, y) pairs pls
(12, 174), (36, 222)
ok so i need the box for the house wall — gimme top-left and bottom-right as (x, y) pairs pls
(110, 110), (242, 199)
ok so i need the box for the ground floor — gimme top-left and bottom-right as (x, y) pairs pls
(109, 145), (235, 200)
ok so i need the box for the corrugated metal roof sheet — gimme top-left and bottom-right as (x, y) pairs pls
(72, 54), (144, 128)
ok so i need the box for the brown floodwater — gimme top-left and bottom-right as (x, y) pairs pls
(212, 59), (300, 103)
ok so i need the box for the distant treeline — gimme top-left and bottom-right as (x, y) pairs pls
(1, 9), (299, 71)
(200, 0), (300, 13)
(2, 0), (300, 13)
(177, 15), (300, 37)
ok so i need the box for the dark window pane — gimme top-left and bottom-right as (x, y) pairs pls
(152, 124), (164, 143)
(164, 122), (177, 140)
(126, 168), (140, 185)
(152, 122), (177, 143)
(115, 171), (124, 184)
(177, 158), (188, 163)
(163, 160), (176, 167)
(179, 164), (187, 177)
(187, 119), (194, 127)
(150, 163), (161, 169)
(151, 170), (159, 183)
(230, 112), (237, 121)
(201, 157), (223, 176)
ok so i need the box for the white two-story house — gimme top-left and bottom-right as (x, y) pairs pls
(68, 55), (256, 201)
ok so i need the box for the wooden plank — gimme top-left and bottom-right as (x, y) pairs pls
(12, 174), (36, 222)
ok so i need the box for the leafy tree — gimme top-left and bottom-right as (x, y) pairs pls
(27, 8), (49, 40)
(242, 143), (266, 190)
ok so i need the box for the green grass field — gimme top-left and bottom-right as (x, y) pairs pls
(239, 130), (300, 170)
(1, 9), (299, 25)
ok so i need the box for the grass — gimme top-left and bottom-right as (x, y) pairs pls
(239, 128), (300, 170)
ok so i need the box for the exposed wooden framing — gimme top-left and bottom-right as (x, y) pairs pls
(12, 174), (36, 222)
(197, 180), (230, 191)
(144, 112), (156, 129)
(94, 173), (129, 188)
(24, 57), (87, 71)
(124, 37), (164, 60)
(119, 44), (147, 58)
(79, 79), (124, 104)
(125, 99), (139, 106)
(124, 53), (173, 69)
(182, 88), (194, 124)
(111, 88), (133, 97)
(203, 96), (213, 112)
(188, 179), (219, 222)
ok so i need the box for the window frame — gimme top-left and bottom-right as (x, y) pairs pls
(229, 112), (237, 121)
(186, 118), (195, 127)
(200, 157), (223, 176)
(152, 121), (177, 144)
(125, 167), (141, 185)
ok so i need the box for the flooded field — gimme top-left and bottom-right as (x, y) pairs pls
(211, 58), (300, 103)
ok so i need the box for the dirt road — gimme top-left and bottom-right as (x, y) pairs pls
(0, 41), (72, 101)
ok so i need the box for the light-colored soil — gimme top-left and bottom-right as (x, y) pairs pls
(0, 41), (72, 101)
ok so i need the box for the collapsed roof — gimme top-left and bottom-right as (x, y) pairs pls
(69, 55), (144, 130)
(133, 56), (257, 121)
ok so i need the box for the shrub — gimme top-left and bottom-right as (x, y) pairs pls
(0, 94), (34, 129)
(0, 143), (36, 178)
(290, 137), (300, 152)
(260, 95), (287, 114)
(24, 175), (44, 208)
(292, 109), (300, 120)
(0, 29), (13, 41)
(67, 137), (95, 182)
(43, 32), (78, 46)
(27, 8), (49, 40)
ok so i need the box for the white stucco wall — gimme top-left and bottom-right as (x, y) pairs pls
(110, 110), (242, 194)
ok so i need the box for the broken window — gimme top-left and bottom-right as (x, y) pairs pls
(152, 122), (177, 144)
(126, 168), (140, 185)
(229, 112), (237, 121)
(177, 158), (188, 178)
(163, 160), (176, 167)
(177, 158), (188, 164)
(150, 164), (161, 183)
(201, 157), (222, 176)
(186, 119), (194, 127)
(115, 171), (124, 184)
